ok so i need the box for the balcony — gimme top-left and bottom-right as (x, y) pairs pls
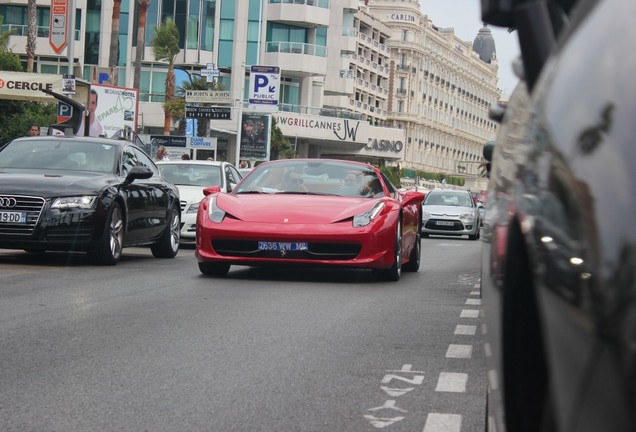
(264, 42), (327, 77)
(3, 24), (81, 57)
(324, 70), (355, 96)
(268, 0), (330, 28)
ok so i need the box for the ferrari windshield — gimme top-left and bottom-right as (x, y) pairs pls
(234, 159), (385, 197)
(0, 138), (118, 173)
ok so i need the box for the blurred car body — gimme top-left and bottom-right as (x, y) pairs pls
(156, 160), (242, 242)
(480, 0), (636, 430)
(0, 136), (180, 264)
(195, 158), (425, 281)
(421, 189), (481, 240)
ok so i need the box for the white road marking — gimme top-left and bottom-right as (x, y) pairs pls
(423, 413), (462, 432)
(488, 370), (499, 390)
(460, 309), (480, 318)
(484, 342), (492, 357)
(454, 325), (477, 335)
(474, 283), (480, 289)
(364, 414), (405, 428)
(469, 290), (480, 296)
(367, 400), (408, 413)
(446, 344), (473, 359)
(381, 386), (414, 397)
(465, 299), (482, 305)
(435, 372), (468, 393)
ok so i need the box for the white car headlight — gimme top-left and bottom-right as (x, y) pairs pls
(207, 196), (225, 223)
(459, 211), (474, 222)
(51, 196), (97, 210)
(353, 202), (385, 228)
(422, 211), (431, 221)
(186, 202), (200, 214)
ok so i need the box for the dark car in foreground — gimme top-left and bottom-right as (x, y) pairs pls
(0, 136), (181, 264)
(480, 0), (636, 431)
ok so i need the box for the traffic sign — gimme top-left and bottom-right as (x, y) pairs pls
(185, 106), (231, 120)
(185, 90), (231, 104)
(49, 0), (68, 54)
(248, 65), (280, 112)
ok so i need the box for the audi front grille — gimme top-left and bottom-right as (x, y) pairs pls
(0, 195), (46, 236)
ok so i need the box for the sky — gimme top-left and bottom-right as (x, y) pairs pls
(419, 0), (521, 96)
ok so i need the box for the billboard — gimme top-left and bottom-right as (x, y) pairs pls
(239, 113), (270, 160)
(85, 84), (138, 138)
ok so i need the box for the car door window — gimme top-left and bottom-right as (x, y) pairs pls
(132, 148), (160, 176)
(121, 147), (138, 176)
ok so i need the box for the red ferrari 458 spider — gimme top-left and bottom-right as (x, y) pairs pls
(195, 159), (425, 281)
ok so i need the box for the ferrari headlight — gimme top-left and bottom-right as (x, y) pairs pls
(459, 211), (474, 222)
(51, 196), (97, 210)
(186, 202), (200, 214)
(207, 196), (225, 223)
(422, 211), (431, 222)
(353, 202), (385, 228)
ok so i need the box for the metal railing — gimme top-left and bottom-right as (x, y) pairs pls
(269, 0), (329, 8)
(266, 41), (327, 57)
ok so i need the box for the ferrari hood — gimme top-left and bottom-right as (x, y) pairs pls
(216, 193), (380, 224)
(0, 170), (115, 197)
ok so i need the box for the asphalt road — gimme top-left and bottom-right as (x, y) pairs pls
(0, 237), (485, 432)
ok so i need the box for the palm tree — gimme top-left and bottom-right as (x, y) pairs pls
(108, 0), (122, 69)
(179, 75), (225, 137)
(151, 19), (180, 135)
(26, 0), (36, 72)
(133, 0), (150, 92)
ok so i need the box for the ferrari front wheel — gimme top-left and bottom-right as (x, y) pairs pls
(199, 261), (231, 276)
(373, 219), (402, 282)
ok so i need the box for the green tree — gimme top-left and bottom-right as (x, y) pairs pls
(109, 0), (122, 68)
(269, 117), (294, 160)
(133, 0), (150, 93)
(0, 49), (55, 143)
(0, 16), (15, 50)
(26, 0), (36, 72)
(151, 19), (180, 135)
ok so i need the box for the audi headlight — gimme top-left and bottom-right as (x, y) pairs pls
(186, 202), (200, 214)
(459, 211), (474, 222)
(353, 202), (385, 228)
(51, 196), (97, 210)
(207, 196), (225, 223)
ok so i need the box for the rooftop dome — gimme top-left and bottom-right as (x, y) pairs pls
(473, 25), (497, 64)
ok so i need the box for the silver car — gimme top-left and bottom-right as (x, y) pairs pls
(421, 189), (481, 240)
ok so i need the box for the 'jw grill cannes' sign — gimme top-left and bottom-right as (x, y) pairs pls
(273, 113), (369, 145)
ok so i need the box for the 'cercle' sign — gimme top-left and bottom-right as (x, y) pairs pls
(49, 0), (69, 54)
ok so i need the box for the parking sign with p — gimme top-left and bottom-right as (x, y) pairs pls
(248, 65), (280, 112)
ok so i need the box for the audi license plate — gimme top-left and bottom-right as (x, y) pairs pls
(258, 241), (308, 251)
(0, 211), (27, 223)
(436, 220), (455, 226)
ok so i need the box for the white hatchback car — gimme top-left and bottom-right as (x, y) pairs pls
(156, 160), (243, 242)
(421, 189), (481, 240)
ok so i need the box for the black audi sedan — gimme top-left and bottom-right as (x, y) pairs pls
(480, 0), (636, 431)
(0, 136), (181, 265)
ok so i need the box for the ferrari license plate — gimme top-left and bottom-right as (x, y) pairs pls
(436, 220), (455, 226)
(0, 211), (26, 223)
(258, 241), (308, 251)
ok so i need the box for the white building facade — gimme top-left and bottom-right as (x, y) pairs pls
(1, 0), (497, 178)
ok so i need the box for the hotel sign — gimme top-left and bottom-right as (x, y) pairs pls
(185, 90), (231, 104)
(273, 113), (369, 145)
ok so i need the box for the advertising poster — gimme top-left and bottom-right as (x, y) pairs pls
(239, 113), (270, 160)
(87, 84), (138, 138)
